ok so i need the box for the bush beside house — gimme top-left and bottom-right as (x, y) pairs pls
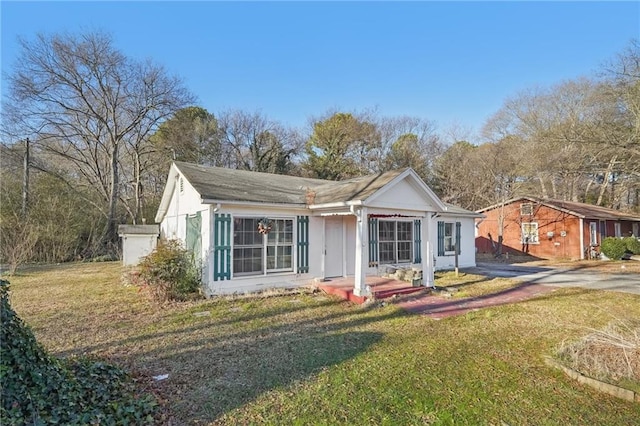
(601, 237), (640, 260)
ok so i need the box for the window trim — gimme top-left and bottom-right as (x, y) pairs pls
(378, 219), (414, 265)
(589, 222), (598, 246)
(521, 222), (539, 244)
(520, 203), (534, 216)
(443, 222), (455, 255)
(614, 222), (622, 238)
(232, 216), (295, 277)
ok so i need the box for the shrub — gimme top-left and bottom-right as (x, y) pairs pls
(623, 236), (640, 255)
(0, 280), (158, 424)
(600, 237), (628, 260)
(136, 239), (202, 302)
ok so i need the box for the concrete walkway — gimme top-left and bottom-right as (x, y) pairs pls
(397, 283), (556, 319)
(469, 262), (640, 295)
(398, 262), (639, 319)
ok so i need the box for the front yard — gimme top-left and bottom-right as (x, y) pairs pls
(7, 262), (640, 424)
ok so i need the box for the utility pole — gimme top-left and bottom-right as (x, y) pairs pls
(21, 138), (30, 217)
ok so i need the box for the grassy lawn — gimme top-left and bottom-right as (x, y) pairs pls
(6, 262), (640, 425)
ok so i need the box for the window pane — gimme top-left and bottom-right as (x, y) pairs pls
(522, 223), (539, 243)
(397, 222), (412, 241)
(234, 218), (262, 245)
(233, 247), (263, 274)
(380, 242), (396, 264)
(379, 221), (395, 241)
(266, 219), (293, 272)
(397, 241), (412, 262)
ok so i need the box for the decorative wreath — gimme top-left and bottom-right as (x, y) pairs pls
(257, 218), (273, 235)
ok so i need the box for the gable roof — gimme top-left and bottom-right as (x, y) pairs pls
(174, 162), (325, 205)
(477, 196), (640, 222)
(155, 162), (451, 222)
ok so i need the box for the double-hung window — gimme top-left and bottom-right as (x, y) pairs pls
(267, 219), (293, 271)
(379, 220), (413, 264)
(233, 217), (293, 276)
(443, 222), (455, 253)
(521, 222), (539, 244)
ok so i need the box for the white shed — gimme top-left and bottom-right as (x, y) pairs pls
(118, 225), (160, 266)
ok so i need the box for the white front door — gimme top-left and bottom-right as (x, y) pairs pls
(325, 217), (344, 278)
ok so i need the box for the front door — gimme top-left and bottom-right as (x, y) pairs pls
(325, 217), (344, 278)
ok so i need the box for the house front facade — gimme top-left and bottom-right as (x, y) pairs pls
(155, 162), (481, 297)
(476, 197), (640, 260)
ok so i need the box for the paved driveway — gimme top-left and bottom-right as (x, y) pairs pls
(467, 262), (640, 295)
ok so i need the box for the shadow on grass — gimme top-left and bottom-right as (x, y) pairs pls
(73, 297), (405, 423)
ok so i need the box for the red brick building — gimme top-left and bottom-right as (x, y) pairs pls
(476, 197), (640, 260)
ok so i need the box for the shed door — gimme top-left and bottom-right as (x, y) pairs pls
(325, 217), (344, 278)
(186, 212), (202, 263)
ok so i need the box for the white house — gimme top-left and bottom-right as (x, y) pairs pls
(155, 162), (481, 297)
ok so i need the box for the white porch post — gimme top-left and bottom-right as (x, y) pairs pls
(353, 207), (369, 297)
(422, 216), (435, 288)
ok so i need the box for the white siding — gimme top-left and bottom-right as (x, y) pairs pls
(430, 215), (477, 270)
(203, 204), (316, 296)
(121, 235), (158, 266)
(368, 180), (438, 212)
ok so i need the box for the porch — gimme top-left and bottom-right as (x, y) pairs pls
(316, 276), (429, 304)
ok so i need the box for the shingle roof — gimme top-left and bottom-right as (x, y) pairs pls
(118, 225), (160, 235)
(174, 162), (408, 205)
(477, 196), (640, 221)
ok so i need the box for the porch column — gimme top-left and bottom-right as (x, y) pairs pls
(422, 216), (435, 287)
(353, 206), (370, 297)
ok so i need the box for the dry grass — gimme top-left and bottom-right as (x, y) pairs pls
(557, 319), (640, 391)
(6, 262), (640, 424)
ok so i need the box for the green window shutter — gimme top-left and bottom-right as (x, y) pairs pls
(297, 216), (309, 273)
(413, 219), (422, 263)
(186, 211), (202, 263)
(437, 221), (445, 256)
(213, 213), (231, 281)
(456, 221), (462, 255)
(368, 217), (378, 266)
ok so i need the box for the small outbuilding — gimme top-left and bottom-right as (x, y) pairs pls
(118, 225), (160, 266)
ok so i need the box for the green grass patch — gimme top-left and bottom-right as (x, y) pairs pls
(435, 271), (521, 298)
(7, 262), (640, 424)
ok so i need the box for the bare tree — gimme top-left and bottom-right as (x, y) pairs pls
(217, 110), (301, 174)
(3, 31), (193, 252)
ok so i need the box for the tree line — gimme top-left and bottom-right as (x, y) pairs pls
(1, 31), (638, 269)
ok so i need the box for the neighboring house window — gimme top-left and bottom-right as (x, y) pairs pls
(614, 222), (622, 238)
(633, 223), (639, 238)
(520, 203), (534, 216)
(233, 217), (294, 276)
(521, 222), (539, 244)
(590, 222), (598, 246)
(378, 220), (413, 264)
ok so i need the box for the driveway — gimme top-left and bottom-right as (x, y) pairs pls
(467, 262), (640, 295)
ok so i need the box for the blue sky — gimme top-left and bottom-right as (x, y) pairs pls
(1, 1), (638, 141)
